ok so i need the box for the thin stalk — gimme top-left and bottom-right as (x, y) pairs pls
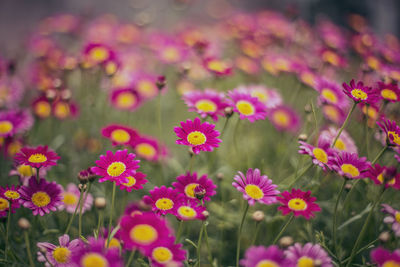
(331, 102), (357, 148)
(236, 203), (249, 267)
(188, 155), (195, 173)
(332, 179), (347, 256)
(107, 182), (117, 247)
(197, 221), (205, 267)
(233, 116), (241, 157)
(220, 117), (231, 138)
(175, 220), (184, 244)
(272, 214), (294, 244)
(157, 92), (162, 139)
(78, 185), (87, 238)
(251, 222), (261, 245)
(36, 167), (40, 183)
(203, 225), (213, 264)
(365, 105), (370, 158)
(126, 250), (136, 266)
(96, 210), (104, 238)
(287, 162), (313, 188)
(64, 187), (84, 235)
(4, 205), (11, 260)
(371, 146), (388, 165)
(24, 231), (34, 267)
(342, 238), (379, 264)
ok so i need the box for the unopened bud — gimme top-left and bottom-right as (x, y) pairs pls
(304, 104), (312, 113)
(156, 76), (166, 91)
(94, 197), (106, 209)
(216, 173), (224, 181)
(188, 259), (196, 265)
(194, 185), (206, 200)
(53, 78), (62, 88)
(314, 259), (322, 267)
(188, 147), (195, 156)
(202, 210), (209, 218)
(224, 107), (234, 117)
(252, 210), (265, 222)
(298, 134), (308, 141)
(78, 183), (87, 192)
(18, 218), (30, 230)
(379, 231), (390, 243)
(46, 89), (57, 100)
(78, 168), (96, 183)
(345, 183), (352, 191)
(39, 246), (47, 254)
(61, 89), (72, 100)
(279, 236), (293, 248)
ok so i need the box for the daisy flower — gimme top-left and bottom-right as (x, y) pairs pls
(342, 79), (379, 104)
(319, 127), (358, 153)
(174, 117), (221, 154)
(110, 88), (141, 111)
(143, 186), (182, 215)
(232, 168), (280, 206)
(366, 164), (400, 189)
(322, 104), (346, 125)
(370, 247), (400, 267)
(175, 198), (207, 221)
(116, 171), (147, 192)
(59, 184), (93, 214)
(203, 57), (233, 76)
(91, 149), (140, 183)
(71, 237), (122, 267)
(101, 124), (138, 146)
(0, 184), (21, 210)
(14, 145), (60, 169)
(182, 89), (228, 121)
(172, 172), (217, 201)
(299, 138), (334, 170)
(133, 136), (166, 162)
(37, 234), (81, 267)
(144, 237), (187, 267)
(268, 105), (300, 132)
(19, 177), (63, 216)
(157, 40), (188, 64)
(228, 89), (267, 122)
(376, 82), (400, 102)
(284, 243), (333, 267)
(32, 96), (52, 119)
(0, 109), (33, 137)
(315, 78), (349, 108)
(331, 152), (370, 179)
(381, 204), (400, 237)
(240, 245), (285, 267)
(377, 118), (400, 146)
(277, 189), (321, 219)
(52, 100), (79, 120)
(248, 85), (282, 109)
(82, 43), (115, 66)
(133, 72), (159, 99)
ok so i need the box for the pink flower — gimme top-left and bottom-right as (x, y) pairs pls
(331, 152), (370, 179)
(172, 172), (217, 201)
(15, 145), (60, 169)
(101, 124), (139, 146)
(277, 189), (321, 219)
(182, 89), (228, 121)
(342, 79), (379, 104)
(143, 186), (182, 215)
(228, 89), (267, 122)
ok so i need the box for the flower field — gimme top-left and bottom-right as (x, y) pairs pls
(0, 5), (400, 267)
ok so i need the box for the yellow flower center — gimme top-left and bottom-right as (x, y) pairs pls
(236, 100), (255, 116)
(4, 190), (20, 200)
(395, 212), (400, 223)
(122, 176), (137, 187)
(388, 131), (400, 145)
(162, 47), (179, 62)
(106, 162), (126, 177)
(177, 206), (197, 219)
(301, 72), (315, 87)
(321, 88), (338, 103)
(378, 173), (385, 184)
(0, 198), (9, 211)
(382, 260), (400, 267)
(129, 224), (158, 245)
(62, 192), (78, 205)
(89, 47), (109, 62)
(136, 143), (156, 158)
(323, 105), (339, 121)
(334, 139), (347, 151)
(322, 51), (339, 66)
(116, 92), (136, 109)
(195, 99), (217, 113)
(137, 80), (157, 97)
(245, 184), (264, 200)
(367, 56), (380, 70)
(81, 252), (109, 267)
(53, 247), (71, 263)
(312, 148), (328, 164)
(207, 60), (226, 72)
(17, 164), (34, 176)
(184, 183), (199, 198)
(350, 89), (368, 100)
(341, 164), (360, 178)
(110, 129), (130, 143)
(107, 238), (121, 249)
(152, 247), (173, 263)
(297, 256), (315, 267)
(54, 102), (70, 119)
(31, 191), (51, 207)
(155, 198), (174, 210)
(272, 111), (289, 127)
(288, 198), (307, 211)
(35, 101), (51, 118)
(28, 153), (47, 163)
(255, 260), (279, 267)
(0, 121), (13, 135)
(251, 91), (269, 103)
(187, 131), (207, 146)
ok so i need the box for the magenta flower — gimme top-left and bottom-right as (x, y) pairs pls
(277, 189), (321, 219)
(381, 204), (400, 237)
(377, 82), (400, 102)
(284, 243), (333, 267)
(0, 185), (21, 217)
(91, 149), (140, 183)
(268, 105), (300, 132)
(59, 184), (93, 214)
(232, 168), (279, 206)
(133, 72), (159, 99)
(331, 152), (370, 179)
(342, 79), (379, 104)
(172, 172), (217, 201)
(203, 57), (233, 76)
(14, 145), (60, 169)
(248, 85), (282, 109)
(174, 117), (221, 154)
(377, 118), (400, 147)
(319, 127), (358, 153)
(133, 136), (166, 162)
(370, 247), (400, 267)
(228, 89), (267, 122)
(101, 124), (138, 146)
(315, 78), (349, 109)
(240, 245), (285, 267)
(143, 237), (187, 267)
(175, 198), (207, 221)
(322, 104), (347, 125)
(82, 43), (115, 65)
(143, 186), (182, 215)
(19, 177), (63, 216)
(110, 88), (141, 111)
(182, 89), (228, 121)
(366, 164), (400, 189)
(116, 171), (147, 192)
(0, 109), (33, 137)
(37, 234), (82, 267)
(299, 138), (334, 170)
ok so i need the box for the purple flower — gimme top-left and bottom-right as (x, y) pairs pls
(381, 204), (400, 237)
(370, 247), (400, 267)
(331, 152), (370, 179)
(284, 243), (333, 267)
(172, 172), (217, 201)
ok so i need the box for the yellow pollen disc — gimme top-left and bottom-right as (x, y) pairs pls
(378, 173), (385, 184)
(255, 260), (279, 267)
(106, 162), (126, 177)
(162, 47), (179, 62)
(323, 106), (339, 121)
(53, 247), (71, 263)
(137, 80), (157, 97)
(341, 164), (360, 178)
(81, 252), (109, 267)
(4, 190), (20, 200)
(31, 191), (51, 207)
(184, 183), (199, 198)
(89, 47), (109, 62)
(110, 129), (130, 143)
(54, 102), (70, 119)
(350, 89), (368, 100)
(136, 143), (156, 158)
(62, 192), (78, 205)
(130, 224), (158, 245)
(7, 141), (22, 157)
(122, 176), (137, 187)
(116, 92), (136, 109)
(178, 206), (197, 219)
(195, 99), (217, 113)
(187, 131), (207, 146)
(297, 256), (315, 267)
(388, 131), (400, 145)
(395, 212), (400, 223)
(28, 153), (47, 163)
(236, 100), (255, 116)
(155, 198), (174, 210)
(301, 73), (315, 87)
(367, 57), (380, 70)
(334, 139), (347, 151)
(105, 62), (117, 75)
(107, 238), (121, 249)
(17, 164), (34, 176)
(35, 101), (51, 117)
(288, 198), (307, 211)
(208, 60), (226, 72)
(0, 198), (9, 211)
(389, 178), (396, 186)
(321, 88), (338, 103)
(382, 260), (400, 267)
(251, 91), (269, 103)
(323, 51), (339, 66)
(152, 247), (173, 263)
(273, 111), (289, 127)
(312, 148), (328, 164)
(0, 121), (13, 135)
(245, 184), (264, 200)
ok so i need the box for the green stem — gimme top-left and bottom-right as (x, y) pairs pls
(287, 162), (313, 188)
(64, 186), (84, 235)
(175, 220), (184, 243)
(96, 210), (103, 238)
(251, 222), (261, 245)
(236, 203), (249, 267)
(342, 237), (379, 264)
(365, 105), (369, 158)
(203, 225), (213, 264)
(220, 117), (230, 138)
(107, 182), (117, 247)
(36, 167), (40, 183)
(126, 250), (136, 266)
(4, 204), (11, 260)
(272, 214), (294, 244)
(233, 116), (241, 157)
(331, 102), (357, 148)
(197, 221), (205, 267)
(345, 187), (386, 267)
(24, 231), (34, 267)
(78, 185), (88, 238)
(188, 155), (195, 173)
(157, 91), (162, 139)
(371, 146), (388, 165)
(332, 179), (347, 256)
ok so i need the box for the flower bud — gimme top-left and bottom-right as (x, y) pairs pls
(138, 199), (152, 211)
(216, 173), (224, 181)
(379, 231), (390, 243)
(278, 236), (293, 248)
(298, 134), (308, 141)
(304, 104), (312, 113)
(345, 183), (352, 191)
(194, 185), (206, 200)
(94, 197), (106, 209)
(78, 168), (96, 184)
(202, 210), (209, 219)
(156, 76), (166, 91)
(224, 107), (234, 117)
(18, 218), (30, 230)
(78, 183), (87, 192)
(252, 210), (265, 222)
